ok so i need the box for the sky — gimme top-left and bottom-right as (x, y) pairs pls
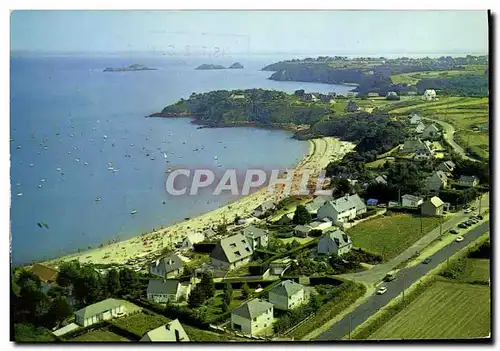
(10, 10), (489, 55)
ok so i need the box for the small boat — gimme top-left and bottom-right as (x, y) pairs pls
(163, 153), (168, 159)
(43, 146), (48, 150)
(130, 210), (137, 215)
(166, 168), (172, 173)
(68, 151), (71, 154)
(108, 167), (114, 170)
(17, 193), (23, 197)
(84, 162), (88, 165)
(16, 183), (21, 187)
(56, 167), (62, 171)
(75, 158), (80, 162)
(214, 156), (218, 160)
(16, 146), (21, 150)
(38, 184), (42, 188)
(29, 164), (34, 167)
(103, 134), (108, 139)
(40, 179), (45, 182)
(112, 169), (119, 172)
(95, 196), (101, 202)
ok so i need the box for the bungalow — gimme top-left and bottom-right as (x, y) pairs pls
(269, 280), (306, 311)
(210, 233), (253, 270)
(402, 194), (424, 208)
(294, 224), (312, 238)
(421, 196), (445, 217)
(182, 232), (205, 250)
(30, 263), (58, 294)
(317, 229), (353, 256)
(231, 298), (274, 335)
(74, 298), (127, 327)
(140, 319), (190, 342)
(409, 113), (422, 125)
(372, 175), (388, 186)
(252, 201), (276, 217)
(422, 124), (441, 140)
(150, 253), (184, 279)
(436, 160), (456, 173)
(423, 89), (437, 101)
(242, 225), (269, 249)
(425, 171), (448, 192)
(415, 122), (426, 134)
(458, 175), (480, 187)
(317, 194), (366, 224)
(345, 100), (360, 112)
(146, 279), (191, 304)
(367, 92), (380, 97)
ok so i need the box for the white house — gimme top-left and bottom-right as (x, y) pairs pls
(74, 298), (127, 327)
(210, 233), (253, 270)
(305, 195), (334, 216)
(268, 280), (305, 311)
(425, 171), (448, 192)
(317, 194), (366, 225)
(242, 225), (269, 250)
(409, 113), (422, 125)
(140, 319), (190, 342)
(150, 254), (184, 279)
(415, 122), (426, 134)
(421, 196), (445, 217)
(317, 229), (353, 256)
(401, 194), (424, 208)
(231, 298), (274, 336)
(436, 160), (456, 174)
(146, 279), (191, 304)
(458, 175), (480, 187)
(181, 232), (205, 250)
(423, 89), (437, 101)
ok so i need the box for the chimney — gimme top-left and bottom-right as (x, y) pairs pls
(345, 193), (349, 200)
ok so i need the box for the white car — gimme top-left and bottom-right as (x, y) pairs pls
(377, 286), (388, 295)
(464, 209), (472, 214)
(456, 236), (465, 242)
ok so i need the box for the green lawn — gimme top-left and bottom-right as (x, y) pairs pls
(369, 281), (490, 339)
(465, 259), (490, 282)
(365, 157), (392, 169)
(346, 213), (441, 259)
(111, 312), (170, 338)
(391, 68), (487, 85)
(72, 330), (130, 342)
(204, 290), (245, 321)
(183, 324), (250, 342)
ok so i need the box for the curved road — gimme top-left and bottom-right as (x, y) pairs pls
(315, 220), (490, 341)
(421, 116), (479, 162)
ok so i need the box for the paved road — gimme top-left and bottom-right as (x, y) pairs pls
(315, 220), (490, 341)
(421, 116), (478, 162)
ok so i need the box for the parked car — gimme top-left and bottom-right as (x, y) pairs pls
(456, 236), (465, 242)
(458, 223), (468, 229)
(422, 258), (432, 264)
(464, 209), (472, 214)
(465, 220), (473, 226)
(377, 286), (388, 295)
(449, 228), (459, 234)
(477, 215), (484, 220)
(469, 218), (479, 224)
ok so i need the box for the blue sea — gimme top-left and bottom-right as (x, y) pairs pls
(10, 54), (352, 265)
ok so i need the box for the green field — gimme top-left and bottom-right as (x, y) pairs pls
(111, 313), (170, 338)
(346, 213), (441, 259)
(391, 68), (487, 85)
(183, 324), (250, 342)
(369, 281), (490, 339)
(72, 330), (130, 342)
(204, 290), (245, 320)
(465, 259), (490, 282)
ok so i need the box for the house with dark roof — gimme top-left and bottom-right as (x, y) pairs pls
(210, 233), (253, 270)
(30, 263), (59, 293)
(231, 298), (274, 335)
(252, 200), (276, 217)
(146, 279), (191, 303)
(317, 194), (366, 224)
(458, 175), (480, 187)
(422, 124), (441, 140)
(268, 280), (305, 310)
(74, 298), (127, 327)
(140, 319), (190, 342)
(436, 160), (456, 174)
(400, 138), (426, 155)
(425, 171), (448, 192)
(305, 195), (334, 216)
(150, 254), (184, 279)
(317, 229), (353, 256)
(242, 225), (269, 250)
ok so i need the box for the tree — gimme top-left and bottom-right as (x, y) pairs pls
(220, 300), (229, 313)
(47, 296), (72, 326)
(293, 205), (311, 225)
(309, 229), (323, 238)
(73, 265), (102, 305)
(106, 269), (121, 297)
(200, 272), (215, 299)
(188, 285), (205, 308)
(241, 283), (251, 299)
(56, 261), (81, 287)
(223, 283), (233, 305)
(332, 177), (353, 197)
(182, 265), (194, 279)
(216, 223), (228, 236)
(308, 293), (321, 312)
(118, 268), (141, 299)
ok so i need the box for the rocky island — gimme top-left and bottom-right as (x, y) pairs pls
(103, 64), (157, 72)
(195, 62), (244, 70)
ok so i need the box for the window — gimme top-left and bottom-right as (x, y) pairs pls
(229, 243), (236, 248)
(253, 317), (257, 322)
(235, 251), (241, 257)
(245, 247), (251, 252)
(241, 240), (246, 244)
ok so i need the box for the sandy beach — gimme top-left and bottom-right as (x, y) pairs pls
(44, 137), (355, 267)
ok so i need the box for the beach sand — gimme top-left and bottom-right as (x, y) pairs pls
(44, 137), (355, 267)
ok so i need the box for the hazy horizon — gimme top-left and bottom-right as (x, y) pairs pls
(11, 10), (489, 56)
